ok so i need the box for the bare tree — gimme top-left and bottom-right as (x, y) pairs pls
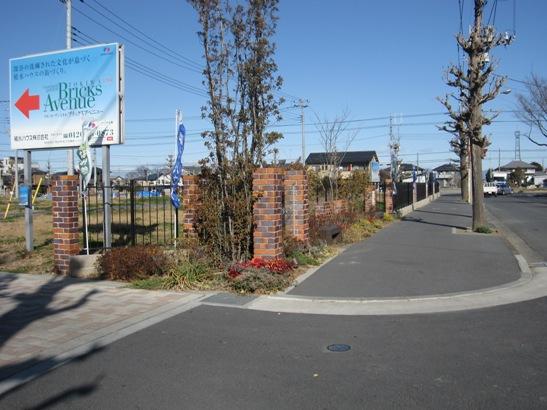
(438, 102), (471, 203)
(189, 0), (283, 261)
(126, 165), (150, 181)
(516, 74), (547, 147)
(315, 110), (358, 200)
(165, 154), (175, 174)
(439, 0), (511, 230)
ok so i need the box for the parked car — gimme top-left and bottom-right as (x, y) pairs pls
(496, 182), (512, 195)
(483, 182), (497, 196)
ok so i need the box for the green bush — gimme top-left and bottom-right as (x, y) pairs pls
(293, 251), (320, 266)
(131, 276), (167, 290)
(98, 245), (168, 281)
(474, 225), (493, 234)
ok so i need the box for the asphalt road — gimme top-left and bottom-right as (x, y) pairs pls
(2, 301), (547, 409)
(486, 193), (547, 262)
(289, 195), (520, 298)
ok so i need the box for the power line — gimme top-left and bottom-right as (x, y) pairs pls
(72, 36), (207, 98)
(73, 29), (205, 95)
(71, 6), (203, 74)
(81, 0), (202, 70)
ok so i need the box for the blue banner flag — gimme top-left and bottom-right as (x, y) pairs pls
(170, 123), (186, 209)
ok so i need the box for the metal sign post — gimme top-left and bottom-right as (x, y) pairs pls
(23, 150), (33, 251)
(103, 145), (112, 249)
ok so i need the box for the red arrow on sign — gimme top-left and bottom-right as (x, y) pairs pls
(15, 89), (40, 118)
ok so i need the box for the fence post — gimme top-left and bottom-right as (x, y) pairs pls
(284, 169), (309, 244)
(364, 185), (375, 214)
(182, 175), (200, 237)
(384, 179), (394, 214)
(52, 175), (79, 275)
(253, 167), (284, 259)
(130, 179), (136, 246)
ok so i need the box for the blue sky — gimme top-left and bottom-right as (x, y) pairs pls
(1, 0), (547, 175)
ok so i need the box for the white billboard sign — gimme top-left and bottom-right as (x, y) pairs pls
(9, 43), (124, 150)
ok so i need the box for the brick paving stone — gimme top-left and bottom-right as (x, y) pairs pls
(0, 273), (194, 383)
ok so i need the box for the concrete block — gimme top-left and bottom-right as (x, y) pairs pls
(69, 254), (100, 279)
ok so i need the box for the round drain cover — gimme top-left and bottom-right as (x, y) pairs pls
(327, 344), (351, 352)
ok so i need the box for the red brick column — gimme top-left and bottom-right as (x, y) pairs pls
(284, 170), (309, 244)
(384, 179), (394, 214)
(52, 175), (80, 275)
(253, 167), (284, 259)
(364, 186), (376, 214)
(182, 175), (200, 237)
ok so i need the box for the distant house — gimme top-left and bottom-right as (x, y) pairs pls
(433, 163), (460, 187)
(498, 160), (536, 184)
(382, 163), (427, 183)
(533, 172), (547, 188)
(399, 163), (427, 183)
(305, 150), (379, 178)
(112, 176), (127, 186)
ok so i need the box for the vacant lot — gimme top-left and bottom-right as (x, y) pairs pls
(0, 197), (54, 273)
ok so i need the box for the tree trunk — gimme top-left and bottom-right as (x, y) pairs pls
(471, 143), (486, 229)
(460, 152), (470, 203)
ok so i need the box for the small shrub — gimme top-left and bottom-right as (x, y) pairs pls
(383, 213), (394, 222)
(292, 251), (320, 266)
(283, 235), (306, 258)
(131, 276), (167, 290)
(164, 260), (213, 290)
(226, 257), (295, 293)
(474, 225), (493, 234)
(98, 246), (168, 281)
(229, 268), (292, 294)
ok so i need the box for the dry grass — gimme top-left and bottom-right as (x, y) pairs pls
(0, 198), (54, 273)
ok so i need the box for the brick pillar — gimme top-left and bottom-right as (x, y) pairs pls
(384, 179), (394, 214)
(52, 175), (80, 275)
(284, 170), (309, 244)
(182, 175), (199, 237)
(364, 186), (376, 214)
(253, 167), (284, 259)
(412, 183), (417, 205)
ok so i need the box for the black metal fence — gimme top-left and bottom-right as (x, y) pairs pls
(416, 183), (427, 202)
(394, 182), (413, 211)
(80, 181), (181, 251)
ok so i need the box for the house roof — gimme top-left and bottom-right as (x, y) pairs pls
(399, 163), (424, 172)
(434, 163), (459, 172)
(305, 151), (378, 167)
(500, 160), (535, 170)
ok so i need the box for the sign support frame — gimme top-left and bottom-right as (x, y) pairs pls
(24, 150), (33, 252)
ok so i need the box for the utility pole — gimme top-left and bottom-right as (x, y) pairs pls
(66, 0), (74, 176)
(389, 115), (400, 182)
(498, 148), (501, 170)
(294, 99), (309, 164)
(514, 131), (521, 160)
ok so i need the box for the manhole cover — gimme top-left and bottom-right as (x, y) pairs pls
(326, 344), (351, 352)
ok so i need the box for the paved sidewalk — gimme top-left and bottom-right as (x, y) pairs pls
(289, 194), (521, 298)
(0, 273), (203, 392)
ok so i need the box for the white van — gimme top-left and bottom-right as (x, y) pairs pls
(483, 182), (497, 196)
